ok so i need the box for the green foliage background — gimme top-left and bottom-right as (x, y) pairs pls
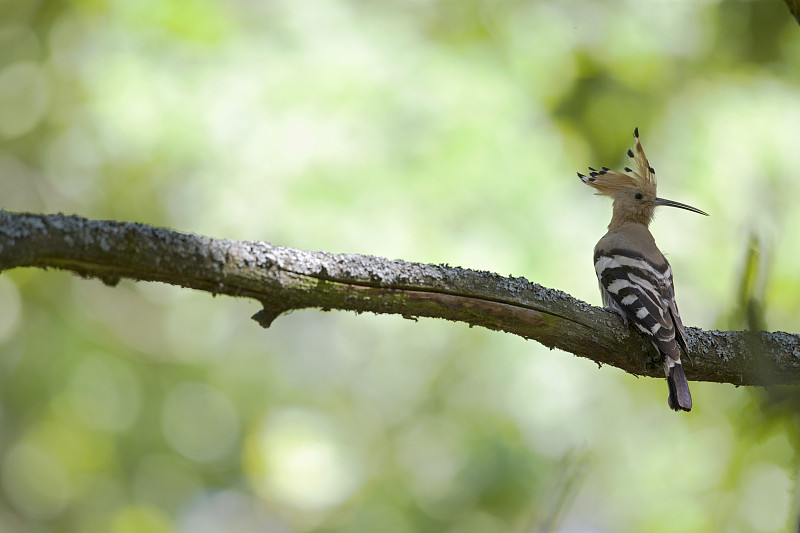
(1, 1), (799, 531)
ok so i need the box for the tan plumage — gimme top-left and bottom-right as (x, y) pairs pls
(578, 128), (708, 412)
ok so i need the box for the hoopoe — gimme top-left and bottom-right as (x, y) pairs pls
(578, 128), (707, 412)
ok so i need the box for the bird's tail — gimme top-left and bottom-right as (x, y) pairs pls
(666, 362), (692, 412)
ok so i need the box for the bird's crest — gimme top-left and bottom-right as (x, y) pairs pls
(578, 127), (657, 198)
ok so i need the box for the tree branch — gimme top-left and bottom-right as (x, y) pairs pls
(785, 0), (800, 24)
(1, 211), (798, 386)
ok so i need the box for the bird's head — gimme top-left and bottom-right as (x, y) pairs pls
(578, 128), (708, 227)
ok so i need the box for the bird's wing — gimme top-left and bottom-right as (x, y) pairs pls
(594, 250), (682, 361)
(663, 269), (689, 356)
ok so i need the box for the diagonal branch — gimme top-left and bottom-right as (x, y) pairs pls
(785, 0), (800, 24)
(1, 210), (798, 386)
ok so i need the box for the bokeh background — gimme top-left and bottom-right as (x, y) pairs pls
(1, 1), (800, 531)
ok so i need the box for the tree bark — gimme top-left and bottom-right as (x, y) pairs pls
(1, 210), (798, 386)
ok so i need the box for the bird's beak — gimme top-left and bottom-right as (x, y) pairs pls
(652, 197), (709, 216)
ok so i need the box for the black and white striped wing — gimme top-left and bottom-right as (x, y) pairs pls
(664, 273), (689, 356)
(594, 251), (682, 361)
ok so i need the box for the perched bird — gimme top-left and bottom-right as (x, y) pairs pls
(578, 128), (708, 412)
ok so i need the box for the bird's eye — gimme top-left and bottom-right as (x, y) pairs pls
(635, 193), (643, 200)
